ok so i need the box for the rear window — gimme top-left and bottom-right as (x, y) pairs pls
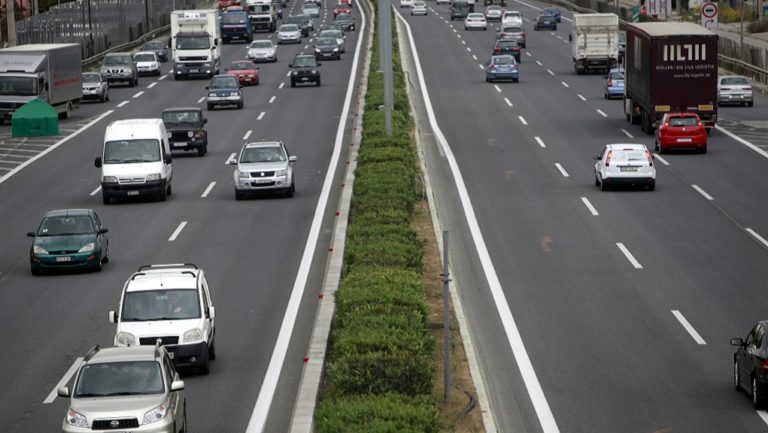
(609, 72), (624, 80)
(612, 150), (646, 162)
(721, 77), (749, 86)
(669, 117), (698, 127)
(498, 40), (518, 48)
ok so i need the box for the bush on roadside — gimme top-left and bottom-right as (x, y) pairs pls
(748, 19), (768, 33)
(315, 393), (439, 433)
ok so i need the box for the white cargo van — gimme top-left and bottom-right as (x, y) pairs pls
(94, 119), (173, 204)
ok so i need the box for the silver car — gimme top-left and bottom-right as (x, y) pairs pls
(498, 25), (526, 48)
(318, 29), (346, 53)
(277, 24), (302, 44)
(718, 75), (754, 107)
(410, 1), (427, 15)
(303, 3), (320, 17)
(132, 51), (162, 76)
(230, 141), (297, 199)
(81, 72), (109, 103)
(247, 39), (277, 62)
(59, 345), (186, 433)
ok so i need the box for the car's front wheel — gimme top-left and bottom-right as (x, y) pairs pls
(734, 359), (741, 391)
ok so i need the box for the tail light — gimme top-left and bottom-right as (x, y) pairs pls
(645, 149), (653, 166)
(489, 64), (496, 70)
(607, 79), (613, 87)
(605, 150), (612, 166)
(494, 47), (501, 53)
(761, 358), (768, 369)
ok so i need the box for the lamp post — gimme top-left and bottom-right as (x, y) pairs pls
(740, 0), (745, 57)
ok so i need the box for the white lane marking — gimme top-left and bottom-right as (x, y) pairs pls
(621, 129), (634, 139)
(243, 130), (252, 140)
(197, 96), (205, 103)
(494, 85), (502, 93)
(472, 54), (478, 60)
(168, 221), (187, 242)
(225, 153), (236, 164)
(692, 184), (714, 201)
(556, 35), (563, 40)
(547, 69), (555, 76)
(757, 410), (768, 425)
(43, 357), (83, 404)
(536, 60), (542, 66)
(518, 115), (527, 125)
(245, 3), (367, 432)
(201, 182), (216, 198)
(89, 186), (101, 196)
(504, 97), (513, 107)
(479, 64), (485, 70)
(653, 154), (670, 166)
(117, 101), (129, 107)
(554, 163), (569, 177)
(671, 310), (707, 345)
(279, 82), (285, 89)
(286, 71), (291, 77)
(561, 81), (569, 88)
(0, 110), (114, 186)
(580, 197), (598, 216)
(534, 136), (546, 148)
(525, 51), (532, 57)
(397, 11), (560, 433)
(159, 74), (168, 80)
(132, 91), (144, 98)
(746, 228), (768, 249)
(462, 40), (467, 45)
(304, 45), (309, 49)
(577, 94), (586, 101)
(258, 112), (265, 120)
(467, 46), (471, 51)
(269, 95), (276, 103)
(596, 109), (607, 117)
(616, 242), (643, 269)
(716, 125), (768, 160)
(147, 82), (157, 89)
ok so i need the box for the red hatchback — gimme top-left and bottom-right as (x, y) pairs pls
(334, 3), (352, 17)
(227, 61), (260, 85)
(654, 112), (707, 154)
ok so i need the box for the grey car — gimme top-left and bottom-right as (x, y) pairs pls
(100, 52), (139, 87)
(277, 24), (302, 44)
(247, 40), (277, 62)
(230, 141), (297, 199)
(303, 3), (320, 17)
(58, 345), (186, 433)
(81, 72), (109, 103)
(718, 75), (754, 107)
(318, 29), (346, 53)
(498, 25), (526, 48)
(314, 37), (342, 60)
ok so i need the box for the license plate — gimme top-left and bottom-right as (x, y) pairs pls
(189, 69), (199, 73)
(127, 191), (139, 196)
(677, 138), (692, 142)
(300, 77), (309, 81)
(620, 166), (638, 172)
(252, 179), (272, 185)
(730, 95), (742, 99)
(56, 256), (72, 262)
(173, 142), (188, 147)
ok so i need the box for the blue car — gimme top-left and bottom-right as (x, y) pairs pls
(486, 54), (519, 83)
(604, 68), (624, 99)
(543, 7), (561, 22)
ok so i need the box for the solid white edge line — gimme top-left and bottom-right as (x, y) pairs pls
(0, 110), (114, 186)
(168, 221), (187, 242)
(518, 115), (527, 125)
(245, 1), (367, 432)
(621, 128), (634, 139)
(756, 410), (768, 425)
(554, 162), (569, 177)
(691, 184), (714, 201)
(43, 357), (83, 403)
(159, 74), (168, 80)
(534, 136), (545, 148)
(89, 186), (101, 196)
(596, 109), (607, 117)
(580, 197), (598, 216)
(716, 125), (768, 160)
(243, 130), (252, 140)
(398, 9), (560, 433)
(671, 310), (707, 345)
(201, 181), (216, 198)
(746, 228), (768, 249)
(653, 154), (670, 166)
(225, 153), (236, 164)
(616, 242), (643, 269)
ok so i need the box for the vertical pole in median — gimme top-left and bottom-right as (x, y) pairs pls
(378, 0), (393, 135)
(442, 230), (451, 403)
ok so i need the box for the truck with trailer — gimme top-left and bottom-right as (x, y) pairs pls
(0, 43), (82, 122)
(623, 22), (718, 134)
(570, 13), (619, 74)
(221, 10), (253, 43)
(246, 0), (277, 32)
(171, 9), (222, 79)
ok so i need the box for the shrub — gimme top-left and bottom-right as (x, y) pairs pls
(357, 145), (415, 165)
(748, 19), (768, 33)
(316, 393), (439, 433)
(345, 237), (423, 272)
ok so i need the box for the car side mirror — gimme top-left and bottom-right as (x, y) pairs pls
(57, 387), (70, 397)
(94, 157), (102, 168)
(164, 154), (172, 164)
(27, 232), (36, 237)
(209, 306), (216, 319)
(228, 158), (238, 165)
(317, 62), (322, 67)
(203, 118), (208, 124)
(205, 86), (210, 90)
(731, 338), (745, 347)
(98, 228), (109, 234)
(289, 155), (297, 162)
(594, 155), (602, 160)
(568, 34), (573, 42)
(171, 380), (185, 391)
(109, 310), (117, 323)
(288, 64), (293, 68)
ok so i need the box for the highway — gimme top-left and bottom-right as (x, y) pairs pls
(397, 1), (768, 432)
(0, 0), (366, 431)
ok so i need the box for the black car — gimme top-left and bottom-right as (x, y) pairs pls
(314, 37), (342, 60)
(162, 107), (209, 156)
(533, 15), (557, 31)
(289, 54), (321, 87)
(493, 39), (521, 62)
(732, 321), (768, 408)
(141, 41), (169, 62)
(334, 13), (356, 31)
(618, 33), (626, 63)
(284, 14), (314, 37)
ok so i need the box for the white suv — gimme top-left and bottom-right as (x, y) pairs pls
(109, 263), (216, 374)
(594, 143), (656, 191)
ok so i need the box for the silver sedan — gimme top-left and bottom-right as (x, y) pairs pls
(231, 141), (297, 199)
(718, 75), (754, 107)
(247, 39), (277, 62)
(277, 24), (302, 44)
(410, 1), (428, 15)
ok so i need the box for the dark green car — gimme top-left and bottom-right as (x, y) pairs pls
(27, 209), (109, 275)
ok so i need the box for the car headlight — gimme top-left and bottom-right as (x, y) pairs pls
(291, 70), (298, 76)
(183, 328), (203, 342)
(187, 130), (195, 138)
(203, 62), (212, 67)
(276, 169), (287, 176)
(33, 245), (48, 255)
(143, 403), (168, 425)
(208, 92), (216, 97)
(237, 170), (249, 179)
(116, 331), (136, 346)
(315, 48), (321, 53)
(311, 69), (318, 74)
(146, 173), (161, 181)
(66, 409), (88, 428)
(78, 243), (95, 253)
(102, 175), (117, 183)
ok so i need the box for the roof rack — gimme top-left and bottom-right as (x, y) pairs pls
(154, 339), (164, 360)
(130, 269), (197, 281)
(137, 263), (198, 272)
(83, 345), (101, 362)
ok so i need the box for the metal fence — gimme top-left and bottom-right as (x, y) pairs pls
(15, 0), (205, 60)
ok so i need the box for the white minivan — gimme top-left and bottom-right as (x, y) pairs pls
(94, 118), (173, 204)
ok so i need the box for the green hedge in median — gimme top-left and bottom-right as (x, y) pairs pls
(316, 393), (438, 433)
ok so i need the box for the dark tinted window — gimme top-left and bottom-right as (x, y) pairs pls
(121, 289), (201, 321)
(162, 111), (201, 124)
(38, 215), (95, 236)
(669, 117), (698, 127)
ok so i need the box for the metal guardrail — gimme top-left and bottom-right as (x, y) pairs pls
(81, 25), (170, 70)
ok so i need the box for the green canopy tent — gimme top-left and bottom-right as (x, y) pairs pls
(11, 99), (59, 137)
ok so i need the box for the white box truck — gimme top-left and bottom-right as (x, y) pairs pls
(0, 43), (82, 121)
(570, 13), (619, 74)
(171, 10), (221, 79)
(246, 0), (277, 32)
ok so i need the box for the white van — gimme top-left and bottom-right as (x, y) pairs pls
(94, 119), (173, 204)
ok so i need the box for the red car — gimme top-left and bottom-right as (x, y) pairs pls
(218, 0), (240, 9)
(334, 3), (352, 17)
(654, 112), (707, 154)
(339, 0), (353, 6)
(227, 61), (260, 85)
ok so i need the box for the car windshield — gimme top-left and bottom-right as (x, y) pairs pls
(281, 24), (300, 32)
(176, 35), (210, 50)
(487, 6), (500, 11)
(317, 38), (337, 46)
(133, 53), (155, 62)
(209, 76), (238, 88)
(505, 26), (522, 33)
(612, 150), (647, 162)
(320, 30), (342, 38)
(498, 40), (518, 48)
(103, 139), (160, 164)
(250, 41), (273, 49)
(121, 289), (201, 321)
(82, 73), (101, 83)
(285, 16), (305, 24)
(293, 56), (316, 67)
(609, 72), (624, 80)
(0, 76), (37, 96)
(669, 117), (698, 126)
(74, 361), (164, 397)
(222, 13), (247, 23)
(37, 215), (94, 236)
(304, 4), (318, 8)
(240, 146), (287, 163)
(230, 62), (254, 70)
(468, 13), (484, 18)
(162, 111), (200, 124)
(103, 55), (131, 65)
(721, 77), (749, 85)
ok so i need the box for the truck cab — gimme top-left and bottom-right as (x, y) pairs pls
(246, 0), (278, 32)
(171, 10), (222, 79)
(221, 10), (253, 43)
